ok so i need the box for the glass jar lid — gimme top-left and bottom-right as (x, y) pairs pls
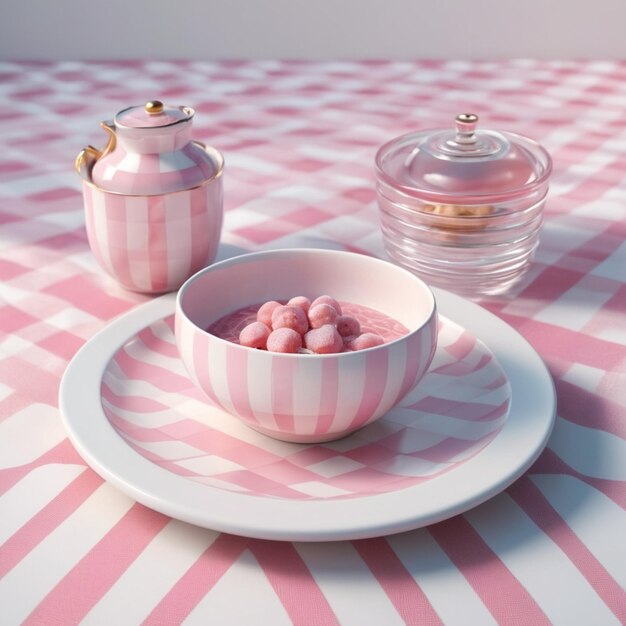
(115, 101), (194, 129)
(375, 114), (552, 204)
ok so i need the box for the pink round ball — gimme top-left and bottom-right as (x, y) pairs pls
(287, 296), (311, 314)
(342, 335), (358, 350)
(348, 332), (385, 351)
(271, 305), (309, 334)
(336, 315), (361, 337)
(308, 303), (338, 329)
(304, 324), (343, 354)
(267, 328), (303, 353)
(239, 321), (271, 349)
(257, 300), (281, 327)
(311, 295), (342, 315)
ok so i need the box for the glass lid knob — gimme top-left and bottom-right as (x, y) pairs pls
(454, 113), (478, 144)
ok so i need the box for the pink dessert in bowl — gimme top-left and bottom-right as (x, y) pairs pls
(209, 298), (402, 353)
(175, 248), (437, 443)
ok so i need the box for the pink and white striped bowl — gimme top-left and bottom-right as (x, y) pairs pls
(78, 147), (223, 294)
(175, 249), (438, 443)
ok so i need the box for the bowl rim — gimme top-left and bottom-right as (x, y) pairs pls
(175, 248), (437, 359)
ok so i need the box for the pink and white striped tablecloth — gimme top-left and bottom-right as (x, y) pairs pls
(1, 60), (625, 625)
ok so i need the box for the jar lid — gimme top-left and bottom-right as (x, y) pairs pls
(115, 101), (194, 129)
(375, 114), (552, 204)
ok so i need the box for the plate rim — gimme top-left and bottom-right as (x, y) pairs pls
(59, 287), (556, 541)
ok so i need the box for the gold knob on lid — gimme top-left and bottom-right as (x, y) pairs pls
(145, 100), (164, 114)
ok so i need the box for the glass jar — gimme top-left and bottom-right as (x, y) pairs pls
(375, 114), (552, 297)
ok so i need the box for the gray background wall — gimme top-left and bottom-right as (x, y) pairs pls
(1, 0), (625, 60)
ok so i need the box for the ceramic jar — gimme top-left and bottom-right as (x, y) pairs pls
(76, 101), (223, 293)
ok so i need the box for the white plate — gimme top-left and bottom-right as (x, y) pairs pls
(59, 288), (555, 541)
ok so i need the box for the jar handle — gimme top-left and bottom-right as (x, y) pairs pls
(96, 120), (117, 160)
(74, 120), (116, 179)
